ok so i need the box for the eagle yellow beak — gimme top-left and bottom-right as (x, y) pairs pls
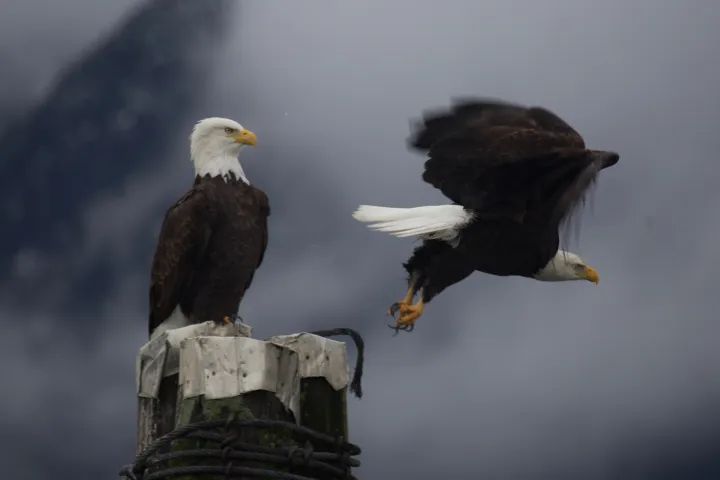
(584, 265), (600, 285)
(233, 129), (257, 146)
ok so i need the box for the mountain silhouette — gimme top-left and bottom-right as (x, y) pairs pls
(0, 0), (233, 279)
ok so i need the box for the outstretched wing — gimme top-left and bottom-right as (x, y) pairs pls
(148, 188), (214, 335)
(409, 98), (618, 224)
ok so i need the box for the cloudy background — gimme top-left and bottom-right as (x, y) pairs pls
(1, 0), (719, 478)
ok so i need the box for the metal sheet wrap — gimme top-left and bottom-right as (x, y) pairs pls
(137, 321), (251, 398)
(270, 333), (350, 391)
(136, 326), (349, 421)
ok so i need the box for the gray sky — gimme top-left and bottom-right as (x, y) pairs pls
(2, 0), (720, 478)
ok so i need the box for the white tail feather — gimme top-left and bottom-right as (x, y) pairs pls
(352, 204), (473, 244)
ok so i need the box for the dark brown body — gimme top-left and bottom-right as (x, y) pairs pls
(148, 174), (269, 335)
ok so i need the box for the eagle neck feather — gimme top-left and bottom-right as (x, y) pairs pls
(193, 153), (249, 184)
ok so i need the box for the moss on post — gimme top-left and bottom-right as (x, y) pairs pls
(169, 392), (297, 478)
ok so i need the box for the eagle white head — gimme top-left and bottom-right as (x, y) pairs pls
(533, 250), (600, 284)
(190, 117), (257, 182)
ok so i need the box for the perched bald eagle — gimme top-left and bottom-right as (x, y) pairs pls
(353, 99), (619, 331)
(148, 117), (268, 338)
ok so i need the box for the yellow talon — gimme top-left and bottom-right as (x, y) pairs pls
(396, 300), (424, 329)
(388, 284), (425, 333)
(222, 316), (234, 326)
(388, 286), (415, 316)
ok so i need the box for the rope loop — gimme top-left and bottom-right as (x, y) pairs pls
(119, 419), (361, 480)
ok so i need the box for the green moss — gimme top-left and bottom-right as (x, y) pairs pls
(202, 397), (255, 422)
(169, 396), (256, 480)
(157, 380), (349, 478)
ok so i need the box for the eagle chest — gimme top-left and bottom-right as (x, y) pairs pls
(207, 187), (266, 267)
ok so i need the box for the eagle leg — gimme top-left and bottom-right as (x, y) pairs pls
(387, 286), (416, 317)
(222, 316), (234, 326)
(388, 293), (425, 334)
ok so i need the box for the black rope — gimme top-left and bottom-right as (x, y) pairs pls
(310, 328), (364, 398)
(181, 432), (360, 465)
(145, 465), (318, 480)
(120, 419), (360, 480)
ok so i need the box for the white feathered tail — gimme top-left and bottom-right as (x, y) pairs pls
(352, 204), (473, 244)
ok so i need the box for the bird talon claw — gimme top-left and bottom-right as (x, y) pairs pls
(387, 321), (414, 336)
(386, 298), (424, 335)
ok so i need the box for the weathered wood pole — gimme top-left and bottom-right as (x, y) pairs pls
(134, 321), (352, 476)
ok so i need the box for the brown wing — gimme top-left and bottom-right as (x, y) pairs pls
(411, 98), (585, 153)
(409, 98), (617, 224)
(148, 188), (214, 335)
(253, 188), (270, 270)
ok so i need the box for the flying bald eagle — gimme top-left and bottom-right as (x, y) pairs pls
(353, 99), (619, 331)
(148, 117), (268, 338)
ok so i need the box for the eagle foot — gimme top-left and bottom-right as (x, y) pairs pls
(222, 316), (234, 326)
(387, 301), (424, 335)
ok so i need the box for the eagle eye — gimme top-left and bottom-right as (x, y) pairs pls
(224, 127), (235, 134)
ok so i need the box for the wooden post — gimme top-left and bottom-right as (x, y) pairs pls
(133, 322), (353, 477)
(137, 374), (180, 454)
